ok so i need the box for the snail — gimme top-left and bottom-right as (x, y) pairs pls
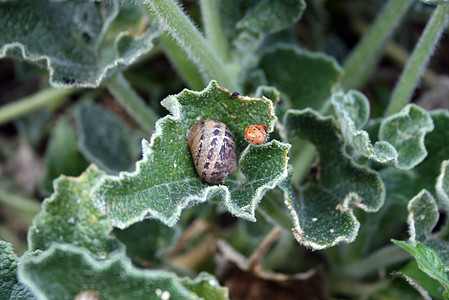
(245, 124), (268, 145)
(188, 120), (238, 184)
(74, 291), (102, 300)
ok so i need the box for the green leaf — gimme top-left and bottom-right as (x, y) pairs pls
(0, 1), (159, 88)
(114, 219), (180, 265)
(92, 81), (288, 229)
(331, 90), (398, 164)
(236, 0), (306, 34)
(40, 117), (90, 196)
(407, 190), (439, 242)
(404, 186), (449, 267)
(393, 240), (449, 290)
(180, 272), (229, 300)
(259, 45), (343, 111)
(282, 109), (385, 249)
(437, 160), (449, 211)
(220, 0), (305, 36)
(418, 1), (449, 7)
(29, 165), (123, 257)
(0, 241), (34, 300)
(76, 102), (142, 174)
(414, 110), (449, 195)
(399, 260), (446, 300)
(379, 104), (434, 169)
(18, 244), (220, 300)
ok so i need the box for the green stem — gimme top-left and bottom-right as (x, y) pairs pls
(160, 33), (206, 90)
(105, 73), (158, 134)
(385, 5), (449, 117)
(141, 0), (239, 92)
(342, 244), (410, 278)
(0, 88), (72, 126)
(341, 0), (412, 91)
(200, 0), (230, 62)
(0, 186), (41, 216)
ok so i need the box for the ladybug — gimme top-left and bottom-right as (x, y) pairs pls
(245, 124), (268, 145)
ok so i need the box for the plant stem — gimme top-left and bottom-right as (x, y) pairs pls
(160, 33), (206, 90)
(105, 73), (158, 134)
(385, 5), (449, 117)
(141, 0), (239, 92)
(0, 88), (72, 126)
(341, 0), (412, 91)
(342, 244), (410, 278)
(200, 0), (230, 62)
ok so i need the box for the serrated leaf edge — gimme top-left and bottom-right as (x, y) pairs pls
(92, 81), (281, 228)
(0, 14), (158, 88)
(17, 244), (198, 300)
(379, 104), (434, 170)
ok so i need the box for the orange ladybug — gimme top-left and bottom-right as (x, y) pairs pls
(245, 124), (268, 145)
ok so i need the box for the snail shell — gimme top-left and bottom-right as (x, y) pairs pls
(188, 120), (238, 184)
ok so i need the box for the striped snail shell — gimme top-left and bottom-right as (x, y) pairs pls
(74, 291), (102, 300)
(188, 120), (238, 184)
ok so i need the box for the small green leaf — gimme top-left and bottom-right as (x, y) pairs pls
(0, 241), (34, 300)
(404, 185), (449, 267)
(331, 90), (397, 164)
(415, 110), (449, 195)
(0, 2), (159, 88)
(29, 165), (122, 257)
(393, 240), (449, 290)
(259, 45), (343, 111)
(419, 0), (449, 5)
(399, 260), (446, 300)
(436, 160), (449, 211)
(236, 0), (306, 34)
(18, 244), (213, 300)
(283, 109), (385, 249)
(93, 81), (288, 229)
(379, 104), (434, 169)
(76, 102), (142, 174)
(180, 272), (229, 300)
(407, 190), (439, 242)
(220, 0), (305, 36)
(40, 117), (89, 196)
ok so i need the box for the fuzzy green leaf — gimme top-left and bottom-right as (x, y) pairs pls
(236, 0), (306, 34)
(220, 0), (305, 36)
(0, 241), (34, 300)
(437, 160), (449, 211)
(259, 45), (343, 111)
(76, 102), (142, 174)
(283, 109), (385, 249)
(93, 81), (288, 229)
(331, 90), (397, 164)
(405, 185), (449, 267)
(393, 240), (449, 290)
(40, 117), (89, 196)
(399, 260), (446, 300)
(29, 165), (122, 257)
(415, 110), (449, 196)
(419, 0), (449, 5)
(379, 104), (434, 169)
(180, 272), (229, 300)
(18, 244), (222, 300)
(0, 1), (159, 88)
